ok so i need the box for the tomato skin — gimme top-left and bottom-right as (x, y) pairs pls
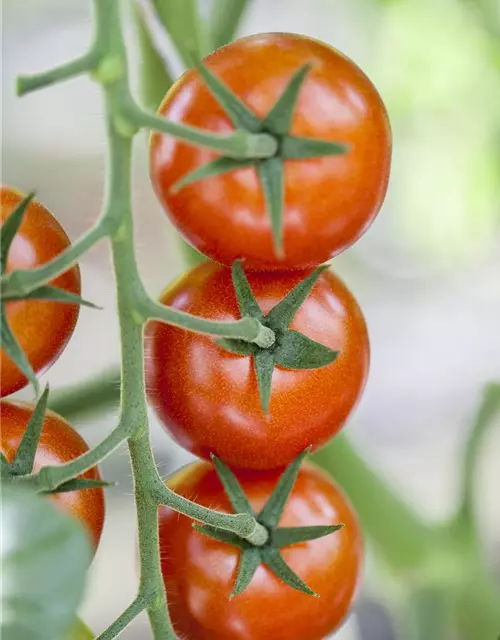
(159, 461), (362, 640)
(145, 261), (369, 470)
(0, 400), (105, 551)
(150, 32), (391, 270)
(0, 187), (81, 397)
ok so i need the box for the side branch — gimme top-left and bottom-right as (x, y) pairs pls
(17, 51), (100, 96)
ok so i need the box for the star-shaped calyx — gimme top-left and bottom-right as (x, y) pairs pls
(196, 450), (344, 597)
(0, 386), (111, 493)
(218, 262), (339, 414)
(0, 193), (98, 394)
(171, 59), (347, 256)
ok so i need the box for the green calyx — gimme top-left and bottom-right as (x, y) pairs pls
(0, 193), (100, 394)
(4, 386), (111, 493)
(195, 451), (344, 598)
(219, 262), (339, 414)
(171, 60), (347, 256)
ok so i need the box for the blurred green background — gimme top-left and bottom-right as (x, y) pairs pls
(2, 0), (500, 638)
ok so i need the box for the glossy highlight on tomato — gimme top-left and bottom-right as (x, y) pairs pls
(0, 400), (105, 550)
(0, 186), (81, 397)
(150, 32), (391, 270)
(145, 261), (369, 470)
(159, 460), (362, 640)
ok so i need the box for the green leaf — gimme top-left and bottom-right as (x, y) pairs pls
(281, 135), (347, 160)
(271, 524), (343, 548)
(0, 306), (39, 394)
(231, 547), (261, 597)
(0, 486), (91, 640)
(458, 382), (500, 527)
(43, 478), (114, 495)
(192, 59), (261, 132)
(172, 156), (256, 193)
(253, 348), (275, 415)
(405, 587), (451, 640)
(274, 330), (338, 370)
(211, 454), (254, 514)
(11, 386), (50, 476)
(265, 266), (328, 330)
(231, 261), (263, 318)
(0, 192), (35, 274)
(3, 285), (100, 309)
(261, 547), (317, 596)
(258, 448), (309, 528)
(193, 524), (246, 549)
(261, 64), (312, 135)
(257, 157), (285, 257)
(64, 617), (94, 640)
(217, 337), (258, 356)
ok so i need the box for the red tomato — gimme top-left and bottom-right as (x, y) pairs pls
(145, 261), (369, 469)
(159, 461), (362, 640)
(1, 186), (81, 397)
(0, 400), (105, 550)
(150, 32), (391, 270)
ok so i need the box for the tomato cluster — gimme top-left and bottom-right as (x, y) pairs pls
(0, 187), (105, 552)
(147, 32), (390, 639)
(2, 30), (390, 640)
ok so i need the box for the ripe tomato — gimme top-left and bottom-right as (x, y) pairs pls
(159, 461), (362, 640)
(1, 186), (81, 397)
(145, 261), (369, 470)
(0, 400), (105, 550)
(150, 32), (391, 270)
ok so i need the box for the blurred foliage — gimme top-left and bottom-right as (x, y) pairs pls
(373, 0), (500, 268)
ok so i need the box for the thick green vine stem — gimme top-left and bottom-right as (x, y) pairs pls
(7, 1), (276, 638)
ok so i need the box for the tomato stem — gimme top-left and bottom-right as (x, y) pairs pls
(10, 2), (277, 636)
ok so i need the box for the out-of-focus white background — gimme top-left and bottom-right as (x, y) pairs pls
(2, 0), (500, 638)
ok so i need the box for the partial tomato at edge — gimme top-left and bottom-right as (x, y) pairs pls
(145, 261), (369, 470)
(159, 460), (362, 640)
(0, 400), (105, 551)
(150, 32), (391, 270)
(0, 186), (81, 397)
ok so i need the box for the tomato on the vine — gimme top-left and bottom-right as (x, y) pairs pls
(159, 460), (362, 640)
(0, 400), (105, 550)
(150, 32), (391, 270)
(145, 261), (369, 470)
(0, 186), (81, 397)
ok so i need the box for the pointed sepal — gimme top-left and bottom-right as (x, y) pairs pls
(231, 547), (261, 598)
(282, 135), (347, 160)
(231, 261), (263, 318)
(274, 330), (338, 370)
(217, 338), (257, 356)
(171, 157), (255, 194)
(1, 192), (35, 274)
(271, 524), (343, 548)
(1, 452), (11, 478)
(0, 306), (39, 395)
(43, 478), (114, 495)
(261, 64), (312, 135)
(261, 547), (318, 596)
(211, 454), (254, 514)
(4, 285), (100, 308)
(253, 349), (275, 415)
(265, 266), (328, 330)
(258, 448), (310, 528)
(193, 523), (247, 548)
(11, 386), (50, 475)
(192, 59), (261, 132)
(258, 157), (285, 257)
